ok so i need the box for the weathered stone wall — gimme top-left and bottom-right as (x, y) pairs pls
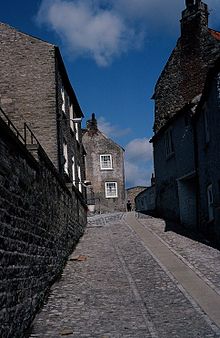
(126, 187), (147, 210)
(196, 70), (220, 242)
(83, 129), (125, 213)
(0, 22), (86, 199)
(0, 117), (87, 338)
(0, 22), (58, 168)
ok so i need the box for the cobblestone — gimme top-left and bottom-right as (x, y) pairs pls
(136, 213), (220, 296)
(28, 213), (220, 338)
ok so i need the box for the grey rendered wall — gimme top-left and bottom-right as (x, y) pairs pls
(154, 114), (195, 221)
(196, 71), (220, 241)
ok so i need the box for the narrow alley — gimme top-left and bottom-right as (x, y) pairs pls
(28, 213), (220, 338)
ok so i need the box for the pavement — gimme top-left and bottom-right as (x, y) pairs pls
(28, 212), (220, 338)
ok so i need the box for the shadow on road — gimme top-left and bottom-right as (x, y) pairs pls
(137, 211), (220, 251)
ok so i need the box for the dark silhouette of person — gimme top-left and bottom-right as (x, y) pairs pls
(127, 200), (132, 212)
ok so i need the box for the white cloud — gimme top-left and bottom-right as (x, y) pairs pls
(125, 138), (153, 162)
(98, 116), (131, 138)
(36, 0), (143, 66)
(125, 138), (153, 187)
(36, 0), (220, 65)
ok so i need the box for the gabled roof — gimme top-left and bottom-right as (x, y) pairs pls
(98, 129), (125, 152)
(0, 21), (54, 46)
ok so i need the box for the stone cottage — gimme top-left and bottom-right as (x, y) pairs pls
(151, 1), (220, 228)
(0, 22), (86, 197)
(82, 114), (125, 213)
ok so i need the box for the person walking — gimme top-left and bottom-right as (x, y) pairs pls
(127, 200), (132, 212)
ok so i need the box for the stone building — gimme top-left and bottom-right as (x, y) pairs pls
(0, 22), (86, 197)
(151, 1), (220, 227)
(0, 23), (88, 337)
(82, 114), (125, 213)
(135, 186), (156, 214)
(195, 58), (220, 242)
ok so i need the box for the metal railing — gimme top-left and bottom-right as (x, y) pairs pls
(0, 106), (41, 149)
(0, 107), (25, 144)
(24, 122), (40, 146)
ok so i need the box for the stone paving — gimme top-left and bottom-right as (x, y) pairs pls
(136, 213), (220, 296)
(28, 213), (220, 338)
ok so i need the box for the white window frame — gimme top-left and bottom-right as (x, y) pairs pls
(70, 104), (74, 131)
(72, 156), (76, 185)
(77, 164), (82, 193)
(75, 122), (79, 142)
(61, 86), (66, 114)
(105, 182), (118, 198)
(63, 141), (68, 174)
(100, 154), (113, 170)
(207, 184), (214, 221)
(165, 129), (174, 157)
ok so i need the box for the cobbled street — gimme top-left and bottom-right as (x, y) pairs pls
(29, 213), (220, 338)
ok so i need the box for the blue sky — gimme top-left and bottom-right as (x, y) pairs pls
(1, 0), (220, 187)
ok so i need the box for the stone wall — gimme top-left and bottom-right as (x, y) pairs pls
(83, 124), (125, 213)
(0, 22), (58, 168)
(0, 117), (87, 338)
(126, 187), (147, 211)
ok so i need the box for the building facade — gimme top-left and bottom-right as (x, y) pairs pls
(135, 186), (156, 214)
(82, 114), (125, 213)
(195, 59), (220, 242)
(151, 1), (220, 228)
(0, 22), (86, 197)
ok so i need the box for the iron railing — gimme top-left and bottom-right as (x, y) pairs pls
(0, 107), (25, 144)
(0, 106), (41, 148)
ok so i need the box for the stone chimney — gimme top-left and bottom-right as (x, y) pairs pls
(86, 113), (98, 135)
(181, 1), (209, 39)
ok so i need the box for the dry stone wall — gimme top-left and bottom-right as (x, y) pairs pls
(0, 117), (87, 338)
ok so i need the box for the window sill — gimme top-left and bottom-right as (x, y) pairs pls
(100, 168), (113, 171)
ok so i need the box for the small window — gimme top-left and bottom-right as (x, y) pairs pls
(70, 104), (74, 131)
(72, 156), (75, 185)
(75, 122), (79, 142)
(61, 86), (66, 114)
(105, 182), (118, 198)
(63, 141), (68, 174)
(100, 155), (113, 170)
(165, 129), (174, 157)
(77, 164), (82, 193)
(207, 184), (214, 221)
